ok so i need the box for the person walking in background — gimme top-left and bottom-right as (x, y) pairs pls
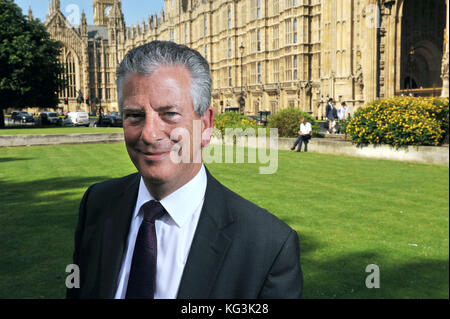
(337, 102), (349, 122)
(337, 102), (349, 134)
(291, 117), (312, 152)
(326, 98), (337, 134)
(98, 106), (104, 126)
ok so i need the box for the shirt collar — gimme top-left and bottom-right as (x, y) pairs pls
(134, 165), (207, 228)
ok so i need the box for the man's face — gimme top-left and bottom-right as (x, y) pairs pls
(121, 66), (214, 196)
(301, 118), (306, 124)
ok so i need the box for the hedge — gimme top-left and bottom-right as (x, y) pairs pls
(267, 107), (318, 138)
(346, 97), (449, 147)
(213, 111), (260, 137)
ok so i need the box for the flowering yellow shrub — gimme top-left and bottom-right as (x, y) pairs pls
(214, 112), (259, 137)
(346, 97), (449, 147)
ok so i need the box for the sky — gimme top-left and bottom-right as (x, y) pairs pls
(15, 0), (164, 26)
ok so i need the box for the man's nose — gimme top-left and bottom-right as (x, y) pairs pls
(140, 110), (166, 145)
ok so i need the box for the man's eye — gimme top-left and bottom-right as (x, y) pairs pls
(125, 113), (143, 118)
(124, 113), (144, 122)
(163, 112), (180, 120)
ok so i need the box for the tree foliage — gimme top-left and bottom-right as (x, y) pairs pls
(0, 0), (64, 127)
(267, 107), (317, 138)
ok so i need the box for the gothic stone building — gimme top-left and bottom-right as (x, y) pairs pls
(42, 0), (449, 118)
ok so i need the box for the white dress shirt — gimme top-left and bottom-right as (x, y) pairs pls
(114, 165), (207, 299)
(337, 107), (348, 121)
(300, 122), (312, 135)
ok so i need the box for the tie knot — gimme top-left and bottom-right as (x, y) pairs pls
(141, 200), (166, 223)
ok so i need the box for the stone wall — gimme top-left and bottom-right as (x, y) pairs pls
(1, 133), (447, 166)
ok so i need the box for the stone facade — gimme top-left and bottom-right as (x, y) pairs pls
(40, 0), (449, 117)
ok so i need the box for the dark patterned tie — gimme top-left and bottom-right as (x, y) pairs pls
(126, 200), (166, 299)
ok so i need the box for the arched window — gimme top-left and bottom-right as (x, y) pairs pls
(293, 55), (298, 80)
(256, 0), (261, 19)
(58, 46), (78, 99)
(400, 0), (446, 89)
(293, 19), (298, 44)
(67, 52), (76, 98)
(257, 62), (262, 84)
(257, 30), (261, 51)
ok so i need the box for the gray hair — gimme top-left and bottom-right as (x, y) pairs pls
(116, 41), (212, 116)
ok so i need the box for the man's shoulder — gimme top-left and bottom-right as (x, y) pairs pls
(210, 176), (294, 236)
(87, 173), (139, 198)
(207, 177), (298, 262)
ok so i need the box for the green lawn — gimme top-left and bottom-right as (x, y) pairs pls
(0, 127), (123, 135)
(0, 143), (448, 299)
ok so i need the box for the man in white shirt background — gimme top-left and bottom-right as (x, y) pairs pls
(291, 117), (312, 152)
(336, 102), (349, 134)
(337, 101), (349, 121)
(337, 102), (344, 121)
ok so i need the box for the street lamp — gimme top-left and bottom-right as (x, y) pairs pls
(375, 0), (396, 97)
(407, 45), (415, 94)
(239, 43), (245, 115)
(383, 0), (395, 15)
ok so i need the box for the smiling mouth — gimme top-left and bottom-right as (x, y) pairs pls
(137, 149), (171, 161)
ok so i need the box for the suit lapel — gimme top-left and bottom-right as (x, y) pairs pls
(93, 169), (234, 298)
(177, 169), (234, 299)
(98, 173), (140, 298)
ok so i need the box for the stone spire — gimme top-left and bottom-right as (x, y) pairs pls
(52, 0), (60, 12)
(108, 0), (125, 31)
(46, 0), (58, 18)
(81, 10), (87, 38)
(28, 6), (33, 21)
(142, 18), (146, 33)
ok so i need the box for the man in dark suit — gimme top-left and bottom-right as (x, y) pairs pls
(325, 98), (337, 134)
(67, 41), (302, 299)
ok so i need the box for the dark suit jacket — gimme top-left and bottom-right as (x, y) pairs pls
(67, 168), (303, 299)
(326, 103), (337, 120)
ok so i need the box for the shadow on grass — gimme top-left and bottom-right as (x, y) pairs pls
(0, 176), (447, 299)
(0, 176), (110, 299)
(0, 157), (35, 163)
(297, 233), (449, 299)
(0, 176), (110, 214)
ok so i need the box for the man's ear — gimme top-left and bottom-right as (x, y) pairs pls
(201, 107), (215, 148)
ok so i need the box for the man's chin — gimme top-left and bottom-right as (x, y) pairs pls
(137, 161), (202, 192)
(136, 164), (171, 183)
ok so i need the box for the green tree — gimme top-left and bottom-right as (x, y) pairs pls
(267, 107), (317, 137)
(0, 0), (65, 128)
